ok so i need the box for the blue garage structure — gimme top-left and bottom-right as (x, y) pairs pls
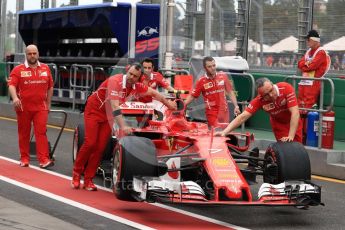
(17, 2), (160, 107)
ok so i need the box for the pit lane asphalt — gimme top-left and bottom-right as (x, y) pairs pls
(1, 118), (345, 230)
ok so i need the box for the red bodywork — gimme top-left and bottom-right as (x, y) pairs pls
(118, 100), (306, 206)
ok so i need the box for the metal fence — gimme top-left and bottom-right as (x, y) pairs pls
(285, 75), (335, 149)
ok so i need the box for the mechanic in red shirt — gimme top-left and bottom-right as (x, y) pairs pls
(71, 63), (177, 191)
(138, 58), (175, 120)
(8, 44), (54, 168)
(298, 29), (331, 142)
(184, 56), (241, 127)
(139, 57), (174, 103)
(216, 78), (302, 143)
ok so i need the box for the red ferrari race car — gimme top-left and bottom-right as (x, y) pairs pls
(73, 91), (322, 209)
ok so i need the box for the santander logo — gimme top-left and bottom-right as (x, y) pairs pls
(120, 102), (154, 109)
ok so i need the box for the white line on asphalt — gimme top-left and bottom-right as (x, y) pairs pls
(0, 174), (155, 230)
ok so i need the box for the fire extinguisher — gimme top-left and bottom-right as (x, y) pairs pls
(322, 111), (335, 149)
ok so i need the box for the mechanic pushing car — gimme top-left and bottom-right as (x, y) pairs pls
(8, 44), (54, 169)
(184, 56), (241, 127)
(216, 77), (302, 143)
(71, 63), (177, 191)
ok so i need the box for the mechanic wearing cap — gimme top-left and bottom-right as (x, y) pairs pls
(184, 56), (241, 127)
(71, 63), (177, 191)
(215, 78), (302, 143)
(8, 44), (54, 169)
(298, 29), (331, 142)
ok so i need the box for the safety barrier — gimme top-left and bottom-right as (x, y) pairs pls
(46, 63), (58, 85)
(51, 64), (96, 111)
(94, 67), (108, 89)
(284, 75), (335, 148)
(69, 64), (94, 110)
(52, 65), (73, 103)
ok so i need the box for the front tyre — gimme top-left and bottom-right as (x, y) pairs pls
(112, 136), (158, 201)
(263, 142), (311, 184)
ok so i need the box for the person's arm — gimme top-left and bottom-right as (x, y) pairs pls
(299, 51), (326, 72)
(215, 111), (252, 136)
(146, 87), (177, 110)
(46, 66), (54, 111)
(184, 94), (195, 106)
(297, 55), (306, 70)
(157, 73), (175, 92)
(227, 90), (241, 116)
(47, 87), (53, 111)
(305, 52), (326, 70)
(280, 105), (300, 142)
(8, 85), (22, 110)
(224, 75), (240, 116)
(109, 99), (132, 135)
(166, 85), (175, 91)
(105, 76), (132, 134)
(8, 69), (22, 110)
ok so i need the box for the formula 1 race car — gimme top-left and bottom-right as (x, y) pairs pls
(73, 91), (322, 209)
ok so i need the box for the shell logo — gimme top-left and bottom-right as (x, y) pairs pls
(218, 172), (238, 179)
(212, 158), (230, 167)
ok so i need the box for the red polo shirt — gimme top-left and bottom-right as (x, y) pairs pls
(86, 74), (148, 120)
(8, 61), (53, 111)
(191, 72), (232, 111)
(246, 82), (302, 141)
(139, 72), (170, 103)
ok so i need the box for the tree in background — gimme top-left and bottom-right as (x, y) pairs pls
(321, 0), (345, 43)
(260, 0), (298, 45)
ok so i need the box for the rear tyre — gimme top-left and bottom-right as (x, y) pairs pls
(263, 142), (311, 184)
(112, 136), (158, 201)
(72, 123), (85, 162)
